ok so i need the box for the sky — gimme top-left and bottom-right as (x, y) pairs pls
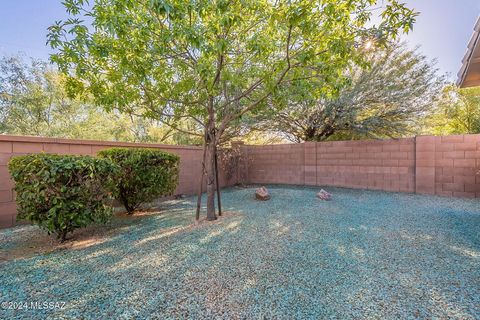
(0, 0), (479, 81)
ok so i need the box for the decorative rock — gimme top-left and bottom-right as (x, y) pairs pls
(255, 186), (271, 201)
(317, 189), (332, 201)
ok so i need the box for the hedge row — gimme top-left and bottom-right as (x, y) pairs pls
(8, 148), (180, 241)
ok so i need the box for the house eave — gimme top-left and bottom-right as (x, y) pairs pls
(457, 16), (480, 88)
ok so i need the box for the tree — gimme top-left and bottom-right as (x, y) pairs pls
(48, 0), (417, 221)
(0, 55), (72, 136)
(0, 55), (198, 143)
(424, 85), (480, 135)
(252, 43), (443, 142)
(0, 55), (120, 139)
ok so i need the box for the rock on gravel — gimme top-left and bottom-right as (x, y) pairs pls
(317, 189), (332, 200)
(255, 186), (271, 201)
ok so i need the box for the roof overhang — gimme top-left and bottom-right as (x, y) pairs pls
(458, 17), (480, 88)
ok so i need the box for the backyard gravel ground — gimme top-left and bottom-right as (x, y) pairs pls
(1, 185), (479, 319)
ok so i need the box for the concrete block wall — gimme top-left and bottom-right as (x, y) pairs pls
(243, 144), (305, 185)
(244, 138), (415, 193)
(2, 134), (480, 228)
(0, 135), (236, 228)
(415, 134), (480, 198)
(243, 135), (480, 199)
(315, 138), (415, 192)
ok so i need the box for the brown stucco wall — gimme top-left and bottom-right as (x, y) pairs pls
(415, 135), (480, 198)
(242, 138), (416, 192)
(242, 134), (480, 198)
(1, 134), (479, 228)
(0, 135), (236, 228)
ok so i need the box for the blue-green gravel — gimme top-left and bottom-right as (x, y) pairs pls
(1, 186), (479, 319)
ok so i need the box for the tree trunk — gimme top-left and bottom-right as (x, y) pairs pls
(205, 107), (217, 221)
(196, 138), (207, 223)
(214, 145), (222, 216)
(303, 124), (335, 142)
(58, 230), (68, 243)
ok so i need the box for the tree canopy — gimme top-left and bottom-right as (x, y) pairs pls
(48, 0), (417, 220)
(424, 85), (480, 135)
(0, 55), (203, 143)
(252, 43), (444, 142)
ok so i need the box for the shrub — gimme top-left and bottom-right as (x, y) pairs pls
(8, 154), (118, 241)
(97, 148), (180, 214)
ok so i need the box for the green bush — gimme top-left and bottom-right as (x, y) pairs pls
(97, 148), (180, 214)
(8, 154), (118, 241)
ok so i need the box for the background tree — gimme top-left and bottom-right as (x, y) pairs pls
(48, 0), (417, 221)
(252, 43), (443, 142)
(0, 55), (74, 137)
(423, 85), (480, 135)
(0, 55), (198, 144)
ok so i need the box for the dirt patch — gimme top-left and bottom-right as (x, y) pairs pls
(116, 207), (163, 219)
(193, 211), (243, 225)
(0, 211), (158, 263)
(0, 210), (243, 263)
